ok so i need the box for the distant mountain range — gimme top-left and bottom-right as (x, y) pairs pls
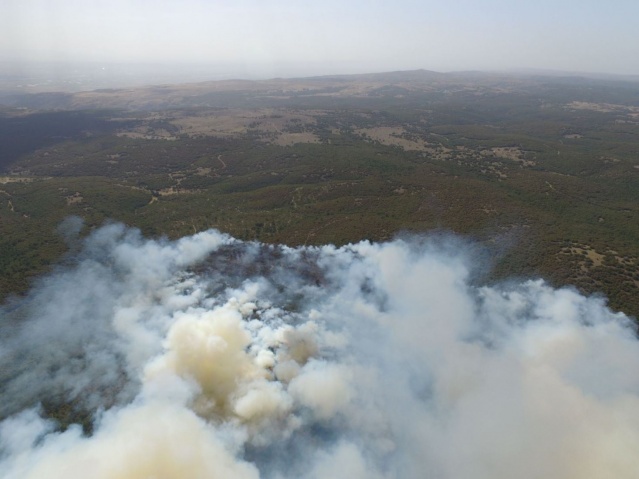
(2, 67), (639, 112)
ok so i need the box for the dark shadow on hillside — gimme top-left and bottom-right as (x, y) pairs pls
(0, 110), (135, 172)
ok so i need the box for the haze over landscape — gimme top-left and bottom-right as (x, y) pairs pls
(2, 2), (639, 479)
(2, 0), (639, 85)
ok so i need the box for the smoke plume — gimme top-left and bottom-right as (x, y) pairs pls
(1, 223), (639, 478)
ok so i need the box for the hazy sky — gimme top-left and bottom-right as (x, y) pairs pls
(2, 0), (639, 78)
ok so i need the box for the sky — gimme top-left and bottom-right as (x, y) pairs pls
(1, 0), (639, 79)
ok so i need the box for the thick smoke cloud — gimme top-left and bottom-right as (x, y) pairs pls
(1, 223), (639, 478)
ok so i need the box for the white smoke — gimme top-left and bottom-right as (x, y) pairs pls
(1, 223), (639, 478)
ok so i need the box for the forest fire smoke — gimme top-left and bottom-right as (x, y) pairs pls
(1, 223), (639, 478)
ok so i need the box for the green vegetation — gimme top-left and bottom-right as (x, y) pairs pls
(1, 70), (638, 316)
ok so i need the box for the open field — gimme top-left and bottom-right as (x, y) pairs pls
(1, 70), (639, 316)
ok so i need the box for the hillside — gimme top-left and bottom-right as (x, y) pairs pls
(1, 69), (639, 316)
